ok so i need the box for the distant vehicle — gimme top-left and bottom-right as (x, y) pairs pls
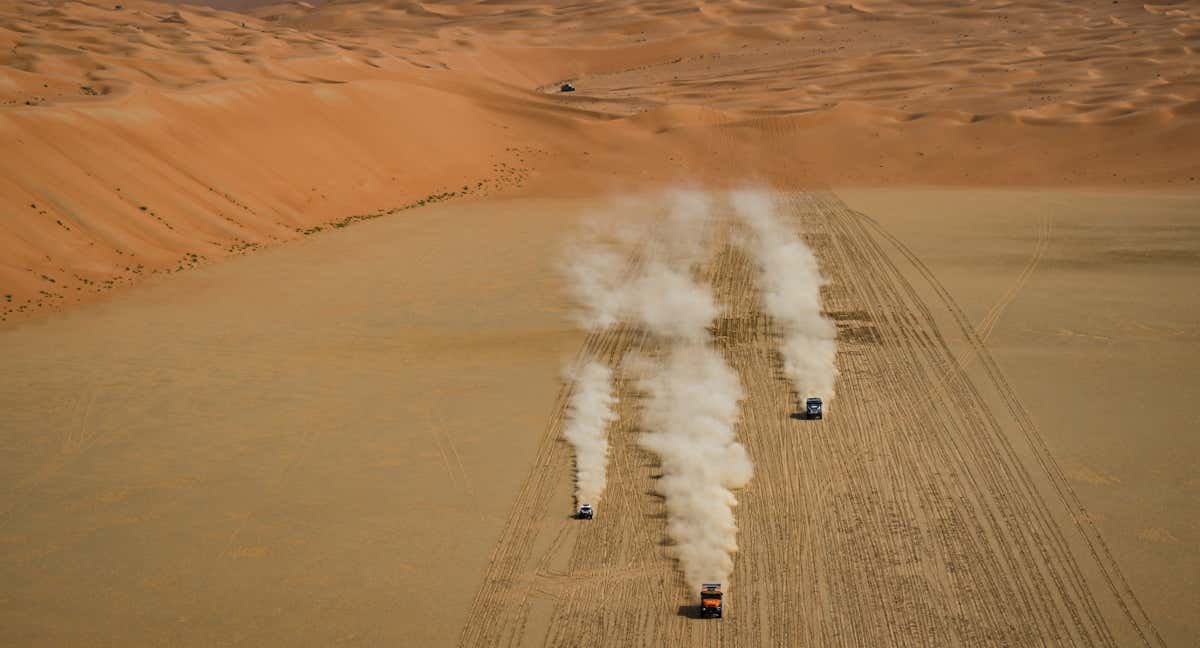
(577, 503), (594, 519)
(560, 82), (576, 92)
(805, 397), (823, 420)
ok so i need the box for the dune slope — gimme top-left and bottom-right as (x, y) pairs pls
(2, 0), (1199, 324)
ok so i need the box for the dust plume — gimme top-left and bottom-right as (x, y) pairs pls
(561, 190), (717, 340)
(637, 344), (752, 591)
(561, 241), (627, 331)
(563, 361), (618, 507)
(730, 190), (838, 401)
(561, 189), (752, 591)
(623, 261), (717, 342)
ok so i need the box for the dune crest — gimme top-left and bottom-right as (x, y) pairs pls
(2, 0), (1198, 324)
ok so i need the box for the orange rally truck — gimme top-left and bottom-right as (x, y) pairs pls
(700, 583), (723, 618)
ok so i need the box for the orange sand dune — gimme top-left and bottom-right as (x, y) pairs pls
(2, 0), (1198, 324)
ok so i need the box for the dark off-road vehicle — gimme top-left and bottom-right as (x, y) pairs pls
(805, 397), (823, 420)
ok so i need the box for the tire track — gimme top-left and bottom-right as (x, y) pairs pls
(958, 212), (1053, 369)
(850, 201), (1164, 647)
(457, 191), (1157, 647)
(810, 192), (1095, 645)
(975, 213), (1052, 343)
(798, 192), (1041, 646)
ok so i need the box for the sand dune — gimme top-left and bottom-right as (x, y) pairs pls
(2, 0), (1198, 325)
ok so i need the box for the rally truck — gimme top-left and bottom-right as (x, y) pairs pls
(805, 397), (823, 420)
(700, 583), (723, 618)
(577, 503), (594, 520)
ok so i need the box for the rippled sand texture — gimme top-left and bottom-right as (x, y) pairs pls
(1, 0), (1198, 325)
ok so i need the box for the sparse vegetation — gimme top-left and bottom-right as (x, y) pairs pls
(12, 177), (490, 324)
(295, 187), (471, 236)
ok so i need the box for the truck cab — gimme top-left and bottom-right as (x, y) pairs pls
(805, 397), (823, 420)
(699, 583), (723, 618)
(577, 503), (594, 520)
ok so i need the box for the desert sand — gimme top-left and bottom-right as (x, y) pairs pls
(1, 0), (1197, 646)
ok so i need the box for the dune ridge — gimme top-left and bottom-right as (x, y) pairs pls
(2, 0), (1198, 324)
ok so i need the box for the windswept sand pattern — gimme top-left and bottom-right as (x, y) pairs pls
(551, 0), (1200, 125)
(3, 0), (1198, 326)
(0, 1), (394, 106)
(457, 193), (1162, 646)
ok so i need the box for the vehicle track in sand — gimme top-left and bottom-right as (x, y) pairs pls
(973, 213), (1053, 344)
(457, 192), (1160, 647)
(957, 212), (1053, 370)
